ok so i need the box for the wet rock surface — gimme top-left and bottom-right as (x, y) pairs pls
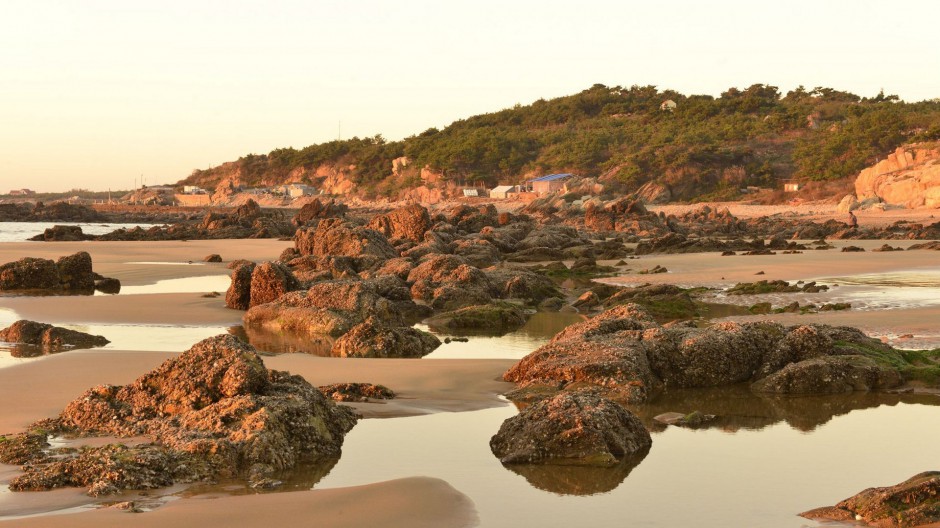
(0, 251), (118, 294)
(490, 392), (651, 467)
(330, 317), (441, 358)
(318, 383), (396, 402)
(0, 320), (109, 352)
(425, 302), (529, 334)
(504, 304), (920, 403)
(801, 472), (940, 527)
(0, 335), (358, 495)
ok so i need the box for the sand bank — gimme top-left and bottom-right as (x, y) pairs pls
(648, 202), (938, 227)
(9, 477), (477, 528)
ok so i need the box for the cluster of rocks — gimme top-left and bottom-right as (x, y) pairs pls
(0, 251), (121, 294)
(0, 202), (106, 223)
(726, 280), (828, 295)
(802, 472), (940, 527)
(503, 304), (919, 404)
(0, 320), (109, 353)
(0, 335), (358, 495)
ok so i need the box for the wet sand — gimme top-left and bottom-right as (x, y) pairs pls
(1, 235), (939, 525)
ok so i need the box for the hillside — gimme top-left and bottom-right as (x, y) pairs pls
(179, 84), (940, 202)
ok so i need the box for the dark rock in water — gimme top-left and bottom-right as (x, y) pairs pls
(318, 383), (396, 402)
(801, 472), (940, 527)
(203, 254), (222, 263)
(0, 335), (357, 496)
(28, 225), (89, 242)
(425, 302), (529, 333)
(56, 251), (95, 290)
(94, 277), (121, 294)
(0, 320), (109, 352)
(841, 245), (866, 252)
(0, 252), (115, 294)
(872, 244), (904, 252)
(503, 304), (915, 403)
(489, 392), (651, 467)
(225, 261), (256, 310)
(0, 257), (61, 290)
(330, 317), (440, 358)
(653, 411), (717, 427)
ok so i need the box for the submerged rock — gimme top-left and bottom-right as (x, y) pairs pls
(318, 383), (396, 402)
(0, 335), (357, 495)
(425, 302), (529, 333)
(489, 392), (651, 467)
(801, 472), (940, 527)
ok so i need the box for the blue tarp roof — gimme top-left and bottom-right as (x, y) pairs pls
(527, 173), (573, 183)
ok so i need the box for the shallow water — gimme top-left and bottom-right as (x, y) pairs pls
(315, 394), (940, 528)
(0, 222), (157, 242)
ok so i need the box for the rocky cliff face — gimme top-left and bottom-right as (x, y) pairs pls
(854, 144), (940, 208)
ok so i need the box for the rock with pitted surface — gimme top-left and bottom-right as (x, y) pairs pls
(225, 261), (256, 310)
(0, 320), (109, 351)
(295, 218), (398, 267)
(0, 252), (110, 293)
(407, 254), (495, 310)
(330, 317), (440, 358)
(490, 393), (651, 467)
(243, 279), (405, 337)
(801, 472), (940, 527)
(504, 304), (914, 403)
(249, 261), (300, 308)
(318, 383), (396, 402)
(0, 335), (357, 495)
(366, 204), (432, 243)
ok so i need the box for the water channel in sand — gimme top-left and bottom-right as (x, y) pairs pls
(2, 257), (940, 526)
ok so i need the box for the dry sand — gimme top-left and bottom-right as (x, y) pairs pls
(1, 231), (938, 525)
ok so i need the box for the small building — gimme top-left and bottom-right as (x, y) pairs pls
(462, 188), (484, 198)
(285, 184), (316, 198)
(182, 185), (208, 194)
(660, 99), (677, 112)
(490, 185), (518, 199)
(526, 173), (572, 196)
(783, 181), (801, 192)
(8, 189), (35, 196)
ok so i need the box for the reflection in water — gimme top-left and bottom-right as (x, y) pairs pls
(627, 384), (940, 433)
(117, 275), (231, 295)
(179, 457), (340, 497)
(422, 311), (586, 359)
(500, 448), (650, 496)
(230, 326), (334, 356)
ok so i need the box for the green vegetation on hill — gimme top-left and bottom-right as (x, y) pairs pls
(181, 84), (940, 200)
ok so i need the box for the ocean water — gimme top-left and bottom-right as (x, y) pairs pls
(0, 221), (158, 242)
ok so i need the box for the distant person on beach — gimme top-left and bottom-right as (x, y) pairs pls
(848, 210), (858, 229)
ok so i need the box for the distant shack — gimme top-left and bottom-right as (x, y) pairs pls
(526, 173), (572, 196)
(490, 185), (518, 199)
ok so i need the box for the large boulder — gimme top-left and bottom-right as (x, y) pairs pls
(0, 335), (358, 495)
(330, 318), (440, 358)
(249, 261), (300, 308)
(503, 305), (912, 403)
(366, 204), (431, 243)
(225, 261), (256, 310)
(28, 225), (89, 242)
(291, 198), (348, 227)
(801, 472), (940, 527)
(489, 393), (651, 467)
(407, 254), (494, 310)
(425, 302), (529, 333)
(855, 145), (940, 208)
(0, 252), (106, 292)
(296, 219), (397, 258)
(243, 279), (402, 337)
(55, 251), (95, 290)
(0, 320), (109, 352)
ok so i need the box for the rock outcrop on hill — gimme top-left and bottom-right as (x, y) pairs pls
(0, 335), (358, 495)
(855, 144), (940, 208)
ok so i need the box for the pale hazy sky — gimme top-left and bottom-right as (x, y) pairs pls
(2, 0), (939, 192)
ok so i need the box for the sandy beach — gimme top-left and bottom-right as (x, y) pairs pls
(1, 232), (939, 526)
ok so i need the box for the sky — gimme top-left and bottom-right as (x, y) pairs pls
(1, 0), (939, 192)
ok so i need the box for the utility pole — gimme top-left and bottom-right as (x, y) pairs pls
(338, 121), (341, 141)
